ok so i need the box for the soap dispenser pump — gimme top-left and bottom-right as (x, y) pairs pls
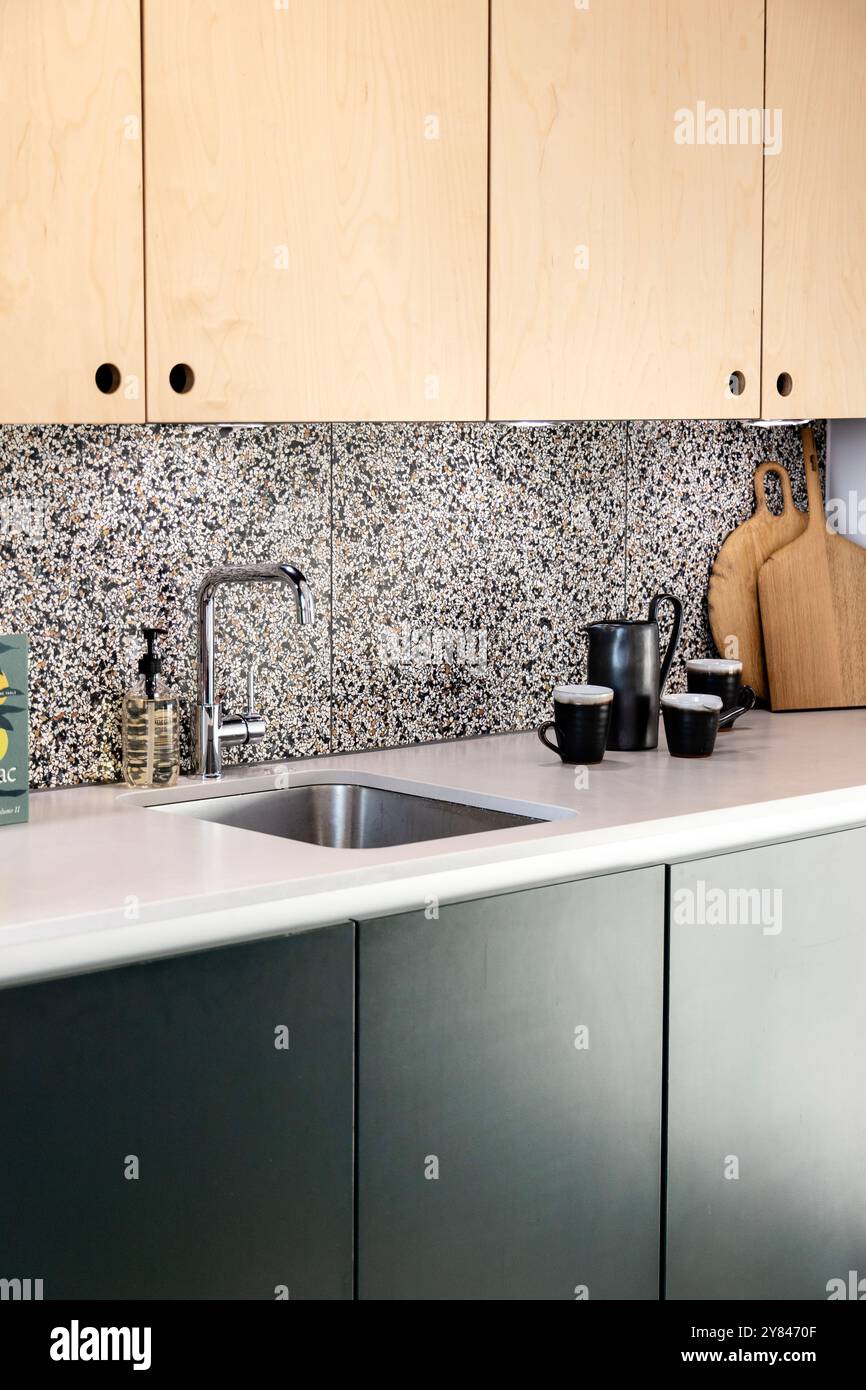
(122, 626), (180, 789)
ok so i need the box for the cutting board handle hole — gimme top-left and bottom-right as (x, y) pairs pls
(776, 372), (793, 397)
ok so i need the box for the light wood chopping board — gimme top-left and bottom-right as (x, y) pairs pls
(759, 425), (866, 710)
(708, 461), (806, 700)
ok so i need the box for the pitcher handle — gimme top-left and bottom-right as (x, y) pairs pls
(649, 593), (684, 695)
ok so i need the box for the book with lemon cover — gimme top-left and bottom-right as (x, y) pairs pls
(0, 635), (28, 826)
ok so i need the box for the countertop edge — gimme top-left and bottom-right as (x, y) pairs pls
(3, 781), (866, 989)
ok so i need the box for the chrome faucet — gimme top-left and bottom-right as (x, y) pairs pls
(195, 562), (314, 779)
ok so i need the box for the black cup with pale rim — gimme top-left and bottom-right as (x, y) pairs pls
(686, 658), (756, 730)
(537, 684), (614, 765)
(686, 657), (743, 708)
(662, 692), (723, 758)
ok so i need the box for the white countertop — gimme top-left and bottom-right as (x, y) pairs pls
(3, 708), (866, 987)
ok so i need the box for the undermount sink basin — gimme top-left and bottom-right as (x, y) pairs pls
(150, 781), (544, 850)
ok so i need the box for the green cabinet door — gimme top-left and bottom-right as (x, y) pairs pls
(667, 829), (866, 1300)
(357, 869), (665, 1300)
(0, 924), (354, 1300)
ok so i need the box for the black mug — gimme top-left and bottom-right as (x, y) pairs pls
(686, 659), (756, 729)
(537, 684), (613, 764)
(662, 693), (722, 758)
(586, 593), (684, 751)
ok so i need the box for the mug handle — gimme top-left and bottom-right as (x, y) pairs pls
(718, 685), (757, 729)
(649, 593), (684, 694)
(537, 722), (561, 756)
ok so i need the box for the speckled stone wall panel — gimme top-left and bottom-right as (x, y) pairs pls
(0, 424), (330, 788)
(1, 418), (829, 789)
(625, 421), (827, 691)
(331, 422), (628, 751)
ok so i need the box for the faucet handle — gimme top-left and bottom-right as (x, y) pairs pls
(241, 663), (265, 747)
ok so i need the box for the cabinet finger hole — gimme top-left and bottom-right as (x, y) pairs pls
(728, 370), (746, 397)
(95, 363), (121, 395)
(169, 363), (195, 394)
(776, 371), (793, 397)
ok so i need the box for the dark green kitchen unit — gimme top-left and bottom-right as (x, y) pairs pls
(0, 924), (354, 1300)
(666, 828), (866, 1300)
(357, 869), (665, 1300)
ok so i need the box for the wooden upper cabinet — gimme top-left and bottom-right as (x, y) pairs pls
(143, 0), (488, 423)
(763, 1), (866, 419)
(0, 0), (145, 424)
(489, 0), (765, 421)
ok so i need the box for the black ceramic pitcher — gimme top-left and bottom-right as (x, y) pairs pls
(586, 594), (684, 751)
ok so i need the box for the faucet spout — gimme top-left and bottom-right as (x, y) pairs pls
(279, 562), (315, 627)
(195, 561), (315, 778)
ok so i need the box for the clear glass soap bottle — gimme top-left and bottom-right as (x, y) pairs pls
(122, 626), (180, 789)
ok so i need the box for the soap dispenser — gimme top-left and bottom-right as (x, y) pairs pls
(122, 626), (180, 789)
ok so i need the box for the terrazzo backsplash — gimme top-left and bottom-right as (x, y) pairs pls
(0, 420), (824, 790)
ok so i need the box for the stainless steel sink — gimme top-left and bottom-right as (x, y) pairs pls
(151, 781), (544, 850)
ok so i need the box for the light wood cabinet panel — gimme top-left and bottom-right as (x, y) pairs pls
(489, 0), (764, 421)
(143, 0), (488, 423)
(763, 0), (866, 419)
(0, 0), (145, 424)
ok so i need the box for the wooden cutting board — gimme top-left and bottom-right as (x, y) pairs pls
(708, 461), (806, 700)
(759, 425), (866, 710)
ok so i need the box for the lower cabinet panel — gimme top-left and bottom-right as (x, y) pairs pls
(357, 869), (665, 1300)
(667, 829), (866, 1300)
(6, 827), (861, 1303)
(0, 925), (354, 1300)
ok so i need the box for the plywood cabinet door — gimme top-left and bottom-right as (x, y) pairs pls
(0, 0), (145, 423)
(489, 0), (765, 420)
(143, 0), (488, 423)
(763, 0), (866, 419)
